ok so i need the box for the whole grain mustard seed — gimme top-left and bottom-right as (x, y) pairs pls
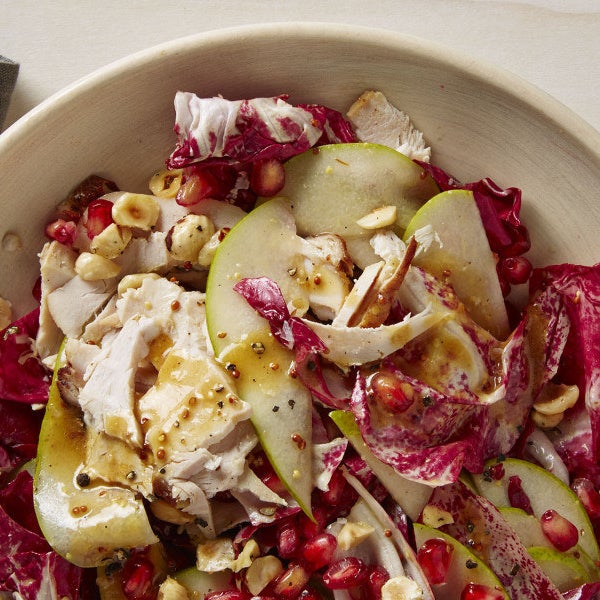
(156, 448), (166, 460)
(217, 331), (227, 339)
(71, 505), (88, 516)
(251, 341), (266, 354)
(126, 470), (137, 481)
(170, 300), (181, 311)
(291, 433), (307, 450)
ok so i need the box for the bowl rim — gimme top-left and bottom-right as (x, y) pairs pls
(1, 21), (599, 159)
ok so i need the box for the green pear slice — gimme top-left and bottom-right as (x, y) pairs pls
(277, 142), (438, 240)
(413, 523), (509, 598)
(499, 507), (600, 583)
(403, 189), (509, 340)
(527, 546), (589, 592)
(33, 350), (158, 568)
(472, 458), (600, 562)
(205, 198), (313, 515)
(330, 410), (431, 521)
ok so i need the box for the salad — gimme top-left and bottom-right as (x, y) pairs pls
(0, 89), (599, 600)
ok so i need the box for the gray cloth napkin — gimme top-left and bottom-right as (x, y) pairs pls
(0, 56), (19, 130)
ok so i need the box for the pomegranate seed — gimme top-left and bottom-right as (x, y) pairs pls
(299, 532), (337, 571)
(498, 256), (532, 285)
(460, 583), (505, 600)
(45, 218), (77, 245)
(540, 509), (579, 551)
(369, 371), (413, 413)
(572, 478), (600, 520)
(86, 198), (114, 239)
(298, 505), (328, 539)
(249, 158), (285, 197)
(366, 565), (389, 599)
(176, 165), (236, 206)
(277, 519), (301, 559)
(417, 537), (453, 585)
(120, 557), (156, 600)
(322, 557), (369, 590)
(320, 469), (347, 507)
(507, 475), (533, 515)
(272, 562), (310, 598)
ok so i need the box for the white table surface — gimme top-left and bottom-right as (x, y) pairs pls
(2, 0), (599, 134)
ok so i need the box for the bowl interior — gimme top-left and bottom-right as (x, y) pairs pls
(1, 23), (599, 316)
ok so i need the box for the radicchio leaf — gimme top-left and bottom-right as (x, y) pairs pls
(344, 265), (568, 486)
(350, 370), (485, 485)
(0, 308), (50, 404)
(298, 103), (358, 145)
(530, 263), (600, 476)
(0, 471), (87, 599)
(168, 93), (354, 169)
(562, 582), (600, 600)
(0, 399), (43, 483)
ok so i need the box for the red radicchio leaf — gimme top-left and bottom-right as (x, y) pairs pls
(349, 370), (484, 485)
(0, 400), (43, 483)
(0, 471), (87, 599)
(298, 103), (358, 145)
(168, 93), (332, 169)
(562, 583), (600, 600)
(0, 308), (50, 404)
(485, 281), (570, 457)
(233, 277), (327, 360)
(529, 263), (600, 475)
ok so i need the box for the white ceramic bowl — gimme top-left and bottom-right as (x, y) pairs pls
(1, 23), (599, 317)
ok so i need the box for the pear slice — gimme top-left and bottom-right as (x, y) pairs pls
(499, 507), (600, 583)
(276, 142), (438, 240)
(527, 546), (589, 593)
(403, 189), (509, 340)
(33, 350), (158, 568)
(472, 458), (600, 563)
(413, 523), (509, 599)
(205, 198), (313, 515)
